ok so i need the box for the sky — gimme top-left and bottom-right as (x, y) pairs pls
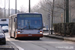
(0, 0), (40, 10)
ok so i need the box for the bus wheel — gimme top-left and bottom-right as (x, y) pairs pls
(10, 33), (13, 38)
(10, 36), (13, 38)
(10, 35), (13, 38)
(14, 33), (17, 39)
(14, 36), (18, 39)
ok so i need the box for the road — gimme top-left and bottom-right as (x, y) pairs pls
(5, 33), (75, 50)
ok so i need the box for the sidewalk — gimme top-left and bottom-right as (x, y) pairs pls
(0, 41), (18, 50)
(0, 45), (18, 50)
(0, 45), (14, 50)
(43, 32), (75, 42)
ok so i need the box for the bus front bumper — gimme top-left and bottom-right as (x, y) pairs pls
(16, 34), (43, 38)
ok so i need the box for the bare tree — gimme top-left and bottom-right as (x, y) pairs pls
(69, 0), (75, 22)
(20, 5), (26, 13)
(70, 0), (75, 9)
(55, 0), (75, 22)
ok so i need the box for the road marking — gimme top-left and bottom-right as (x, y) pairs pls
(56, 46), (74, 49)
(6, 38), (24, 50)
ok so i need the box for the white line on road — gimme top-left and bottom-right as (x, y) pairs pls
(6, 38), (24, 50)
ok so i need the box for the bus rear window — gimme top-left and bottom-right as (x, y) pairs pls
(1, 19), (6, 21)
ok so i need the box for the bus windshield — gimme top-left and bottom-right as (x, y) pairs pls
(17, 14), (43, 30)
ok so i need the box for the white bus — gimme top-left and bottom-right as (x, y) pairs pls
(9, 13), (43, 39)
(0, 18), (9, 27)
(0, 18), (9, 32)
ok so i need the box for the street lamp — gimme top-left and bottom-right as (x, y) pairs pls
(51, 0), (55, 34)
(4, 0), (6, 18)
(66, 0), (69, 23)
(29, 0), (30, 13)
(15, 0), (17, 14)
(8, 0), (10, 16)
(48, 14), (50, 35)
(64, 0), (66, 36)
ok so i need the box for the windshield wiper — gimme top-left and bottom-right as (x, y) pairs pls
(18, 28), (23, 30)
(30, 27), (42, 30)
(30, 28), (37, 29)
(37, 27), (42, 30)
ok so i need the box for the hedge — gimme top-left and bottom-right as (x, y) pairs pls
(53, 23), (75, 36)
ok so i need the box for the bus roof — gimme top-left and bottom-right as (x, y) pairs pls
(17, 13), (42, 15)
(9, 13), (42, 18)
(9, 14), (17, 18)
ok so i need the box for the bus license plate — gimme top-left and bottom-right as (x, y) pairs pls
(28, 35), (32, 36)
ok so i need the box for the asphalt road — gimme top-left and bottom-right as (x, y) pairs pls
(5, 33), (75, 50)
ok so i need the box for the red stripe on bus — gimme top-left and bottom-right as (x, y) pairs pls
(16, 34), (43, 38)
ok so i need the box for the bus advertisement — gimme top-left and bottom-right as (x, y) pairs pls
(9, 13), (43, 39)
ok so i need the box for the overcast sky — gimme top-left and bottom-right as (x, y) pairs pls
(0, 0), (40, 10)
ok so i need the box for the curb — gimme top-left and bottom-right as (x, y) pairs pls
(44, 35), (64, 40)
(0, 45), (15, 50)
(44, 35), (75, 42)
(64, 38), (75, 42)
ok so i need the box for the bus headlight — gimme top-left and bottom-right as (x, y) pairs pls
(18, 31), (21, 34)
(40, 31), (43, 34)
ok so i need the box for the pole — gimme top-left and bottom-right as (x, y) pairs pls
(51, 0), (54, 34)
(69, 0), (71, 22)
(15, 0), (17, 14)
(64, 0), (66, 23)
(29, 0), (30, 13)
(66, 0), (69, 23)
(48, 14), (50, 35)
(8, 0), (10, 16)
(4, 0), (6, 18)
(64, 0), (66, 36)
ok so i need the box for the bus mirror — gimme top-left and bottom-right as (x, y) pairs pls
(43, 23), (45, 28)
(14, 18), (17, 22)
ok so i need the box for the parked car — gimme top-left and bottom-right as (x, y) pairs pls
(2, 26), (8, 33)
(0, 26), (6, 44)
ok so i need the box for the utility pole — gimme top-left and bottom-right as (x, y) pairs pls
(64, 0), (66, 23)
(69, 0), (71, 22)
(15, 0), (17, 14)
(4, 0), (6, 18)
(66, 0), (69, 23)
(8, 0), (10, 16)
(51, 0), (54, 34)
(48, 14), (50, 35)
(29, 0), (30, 13)
(64, 0), (67, 36)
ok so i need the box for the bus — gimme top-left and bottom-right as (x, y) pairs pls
(0, 18), (9, 32)
(0, 18), (9, 27)
(9, 13), (43, 39)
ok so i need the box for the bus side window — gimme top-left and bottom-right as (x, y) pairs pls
(14, 18), (17, 22)
(14, 17), (17, 28)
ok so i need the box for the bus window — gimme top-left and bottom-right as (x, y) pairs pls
(25, 20), (28, 25)
(18, 19), (29, 29)
(21, 20), (24, 27)
(1, 19), (6, 21)
(30, 20), (42, 29)
(17, 15), (42, 29)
